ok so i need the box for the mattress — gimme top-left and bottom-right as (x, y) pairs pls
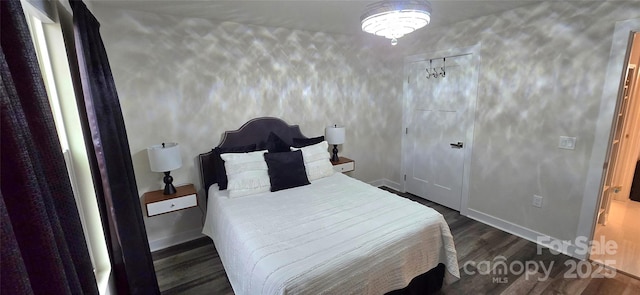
(202, 173), (459, 295)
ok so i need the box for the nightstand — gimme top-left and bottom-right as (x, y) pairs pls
(332, 157), (355, 173)
(143, 184), (197, 217)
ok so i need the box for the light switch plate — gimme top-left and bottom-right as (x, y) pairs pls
(559, 136), (576, 150)
(533, 195), (543, 208)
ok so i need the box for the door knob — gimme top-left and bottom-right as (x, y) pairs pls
(450, 142), (463, 149)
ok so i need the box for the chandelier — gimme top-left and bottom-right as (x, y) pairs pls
(361, 0), (432, 45)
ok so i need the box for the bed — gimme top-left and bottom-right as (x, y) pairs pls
(199, 117), (459, 295)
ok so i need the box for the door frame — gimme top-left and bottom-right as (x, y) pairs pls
(401, 43), (481, 216)
(614, 63), (639, 203)
(619, 64), (640, 201)
(579, 18), (640, 260)
(598, 63), (636, 226)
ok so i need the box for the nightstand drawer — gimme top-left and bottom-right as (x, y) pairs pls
(333, 161), (355, 173)
(147, 193), (197, 216)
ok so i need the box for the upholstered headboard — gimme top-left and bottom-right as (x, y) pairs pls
(198, 117), (307, 198)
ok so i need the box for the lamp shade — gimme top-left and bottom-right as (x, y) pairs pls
(325, 125), (345, 145)
(147, 142), (182, 172)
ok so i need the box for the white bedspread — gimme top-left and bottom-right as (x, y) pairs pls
(203, 173), (459, 295)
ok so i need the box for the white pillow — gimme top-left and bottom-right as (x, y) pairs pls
(220, 150), (270, 198)
(291, 141), (334, 181)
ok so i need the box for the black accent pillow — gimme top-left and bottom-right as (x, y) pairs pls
(265, 132), (290, 153)
(292, 136), (324, 148)
(264, 150), (310, 192)
(213, 144), (257, 190)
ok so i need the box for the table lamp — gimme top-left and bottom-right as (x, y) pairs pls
(147, 142), (182, 195)
(325, 125), (345, 162)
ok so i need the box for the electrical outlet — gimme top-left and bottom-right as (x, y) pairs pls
(533, 195), (543, 208)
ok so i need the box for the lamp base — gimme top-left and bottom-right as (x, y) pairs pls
(163, 171), (177, 195)
(331, 144), (340, 162)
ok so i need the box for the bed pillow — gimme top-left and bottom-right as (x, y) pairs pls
(213, 144), (257, 190)
(292, 136), (324, 148)
(291, 141), (334, 181)
(220, 150), (271, 198)
(263, 150), (310, 192)
(262, 132), (290, 153)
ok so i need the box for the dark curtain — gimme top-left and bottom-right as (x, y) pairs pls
(0, 0), (98, 294)
(69, 1), (160, 294)
(629, 161), (640, 202)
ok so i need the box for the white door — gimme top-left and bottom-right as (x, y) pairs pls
(598, 65), (637, 224)
(403, 54), (476, 211)
(614, 64), (639, 202)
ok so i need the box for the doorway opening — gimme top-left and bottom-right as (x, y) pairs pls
(592, 31), (640, 278)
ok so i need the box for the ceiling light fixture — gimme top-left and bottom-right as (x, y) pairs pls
(361, 0), (432, 46)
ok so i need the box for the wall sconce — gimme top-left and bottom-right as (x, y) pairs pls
(325, 125), (345, 162)
(147, 142), (182, 195)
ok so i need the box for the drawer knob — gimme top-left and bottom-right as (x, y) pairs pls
(171, 203), (175, 207)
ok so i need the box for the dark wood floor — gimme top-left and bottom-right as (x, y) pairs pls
(152, 188), (640, 294)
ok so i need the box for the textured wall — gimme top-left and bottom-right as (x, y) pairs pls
(91, 6), (404, 248)
(399, 1), (640, 241)
(92, 1), (640, 251)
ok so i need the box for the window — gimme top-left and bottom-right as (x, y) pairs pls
(22, 1), (112, 293)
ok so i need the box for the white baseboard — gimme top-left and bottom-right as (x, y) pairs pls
(369, 180), (585, 259)
(369, 178), (403, 192)
(148, 228), (205, 252)
(466, 208), (586, 260)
